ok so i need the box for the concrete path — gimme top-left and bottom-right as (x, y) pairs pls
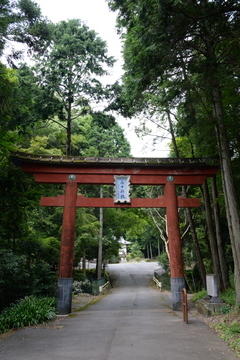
(0, 262), (237, 359)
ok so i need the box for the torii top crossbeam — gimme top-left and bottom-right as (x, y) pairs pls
(12, 152), (218, 208)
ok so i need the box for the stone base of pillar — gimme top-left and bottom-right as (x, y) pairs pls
(171, 277), (185, 311)
(57, 278), (73, 315)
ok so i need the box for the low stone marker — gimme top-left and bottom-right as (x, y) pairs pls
(206, 274), (219, 302)
(196, 274), (224, 316)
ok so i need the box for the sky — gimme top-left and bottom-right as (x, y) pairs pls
(34, 0), (170, 157)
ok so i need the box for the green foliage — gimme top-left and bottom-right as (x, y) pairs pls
(0, 250), (32, 310)
(160, 273), (171, 291)
(30, 260), (57, 297)
(73, 269), (88, 282)
(0, 0), (52, 59)
(211, 315), (240, 356)
(220, 288), (236, 307)
(109, 255), (120, 263)
(0, 249), (57, 311)
(219, 304), (232, 315)
(32, 19), (116, 155)
(128, 242), (143, 259)
(85, 268), (97, 279)
(106, 2), (240, 306)
(40, 236), (60, 268)
(184, 267), (203, 293)
(0, 296), (56, 334)
(74, 210), (100, 265)
(228, 322), (240, 334)
(229, 273), (235, 289)
(0, 60), (44, 157)
(126, 254), (131, 262)
(73, 280), (92, 295)
(191, 290), (207, 302)
(157, 253), (169, 269)
(84, 113), (131, 157)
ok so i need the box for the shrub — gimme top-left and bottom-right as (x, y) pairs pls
(31, 260), (57, 297)
(126, 254), (131, 262)
(219, 304), (232, 315)
(0, 250), (32, 310)
(128, 242), (142, 259)
(229, 322), (240, 334)
(84, 268), (108, 279)
(0, 250), (57, 311)
(85, 268), (97, 278)
(73, 269), (88, 282)
(191, 290), (207, 302)
(220, 288), (236, 307)
(108, 256), (120, 263)
(0, 296), (56, 334)
(160, 273), (171, 291)
(73, 279), (92, 294)
(157, 253), (169, 269)
(184, 266), (203, 293)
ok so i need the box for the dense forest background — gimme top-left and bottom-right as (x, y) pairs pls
(1, 0), (240, 311)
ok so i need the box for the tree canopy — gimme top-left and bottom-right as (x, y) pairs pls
(0, 0), (52, 62)
(32, 19), (116, 155)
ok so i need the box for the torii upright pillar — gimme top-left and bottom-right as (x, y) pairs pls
(57, 181), (78, 315)
(165, 182), (185, 310)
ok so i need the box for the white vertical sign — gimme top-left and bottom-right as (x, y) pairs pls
(114, 175), (131, 203)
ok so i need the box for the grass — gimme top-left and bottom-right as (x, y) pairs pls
(190, 288), (240, 357)
(209, 310), (240, 357)
(220, 288), (236, 307)
(191, 290), (207, 302)
(0, 296), (56, 334)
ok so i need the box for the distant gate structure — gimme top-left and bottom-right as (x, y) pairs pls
(12, 152), (219, 314)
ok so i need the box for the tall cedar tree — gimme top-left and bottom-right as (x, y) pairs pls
(33, 19), (115, 155)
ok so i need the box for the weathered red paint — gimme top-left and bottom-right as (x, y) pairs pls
(34, 173), (208, 185)
(58, 181), (78, 278)
(165, 182), (184, 278)
(40, 194), (200, 208)
(18, 162), (218, 177)
(11, 153), (219, 285)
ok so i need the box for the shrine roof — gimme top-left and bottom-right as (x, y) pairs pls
(11, 151), (219, 168)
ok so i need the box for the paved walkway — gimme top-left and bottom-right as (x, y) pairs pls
(0, 263), (238, 359)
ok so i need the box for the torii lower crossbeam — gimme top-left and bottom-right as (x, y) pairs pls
(11, 152), (219, 314)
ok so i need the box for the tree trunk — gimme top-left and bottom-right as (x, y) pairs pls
(202, 180), (224, 293)
(166, 110), (179, 156)
(66, 100), (72, 156)
(168, 110), (207, 289)
(211, 73), (240, 304)
(147, 243), (150, 259)
(211, 175), (230, 289)
(150, 208), (170, 259)
(182, 187), (206, 289)
(149, 241), (153, 259)
(82, 253), (86, 276)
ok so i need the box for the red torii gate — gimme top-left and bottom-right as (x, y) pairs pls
(12, 152), (218, 314)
